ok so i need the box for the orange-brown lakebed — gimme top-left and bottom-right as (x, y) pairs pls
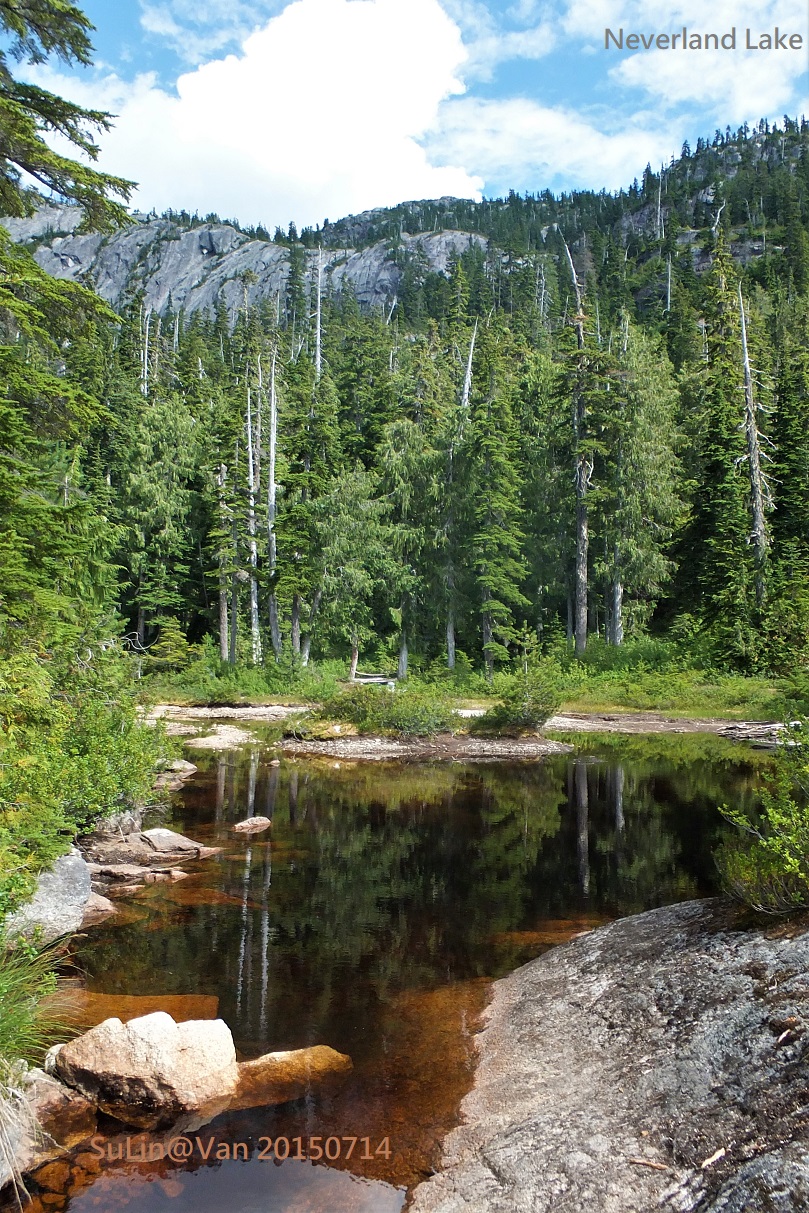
(13, 735), (773, 1213)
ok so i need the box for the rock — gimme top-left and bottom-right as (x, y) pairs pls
(410, 900), (809, 1213)
(231, 816), (272, 834)
(139, 828), (201, 854)
(86, 863), (149, 881)
(84, 807), (144, 840)
(50, 1012), (239, 1129)
(1, 203), (487, 321)
(230, 1046), (353, 1110)
(165, 760), (197, 774)
(184, 725), (257, 750)
(79, 893), (116, 929)
(4, 849), (91, 944)
(83, 838), (155, 865)
(6, 1069), (97, 1178)
(31, 1160), (71, 1191)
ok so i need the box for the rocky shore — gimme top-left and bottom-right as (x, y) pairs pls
(410, 899), (809, 1213)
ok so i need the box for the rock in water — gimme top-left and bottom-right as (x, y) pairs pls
(49, 1012), (239, 1129)
(231, 1046), (352, 1110)
(140, 828), (201, 853)
(4, 849), (91, 944)
(231, 816), (272, 834)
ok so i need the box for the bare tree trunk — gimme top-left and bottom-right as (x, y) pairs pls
(482, 600), (494, 683)
(349, 637), (359, 681)
(314, 248), (322, 382)
(141, 307), (151, 396)
(574, 489), (589, 657)
(461, 320), (477, 411)
(217, 463), (229, 662)
(229, 517), (238, 666)
(738, 282), (769, 605)
(301, 588), (322, 667)
(245, 386), (262, 665)
(566, 587), (573, 645)
(398, 629), (408, 680)
(263, 350), (282, 657)
(443, 606), (456, 674)
(611, 557), (624, 646)
(560, 234), (591, 657)
(291, 593), (301, 658)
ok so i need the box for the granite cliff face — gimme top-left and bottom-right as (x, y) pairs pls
(1, 204), (486, 319)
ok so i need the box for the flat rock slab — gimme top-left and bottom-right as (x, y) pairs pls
(140, 828), (201, 853)
(282, 735), (572, 762)
(410, 899), (809, 1213)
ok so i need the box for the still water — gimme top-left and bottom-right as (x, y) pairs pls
(36, 736), (770, 1212)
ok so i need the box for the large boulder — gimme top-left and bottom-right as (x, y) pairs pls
(4, 849), (91, 944)
(48, 1012), (239, 1129)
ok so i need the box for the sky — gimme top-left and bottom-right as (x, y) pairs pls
(22, 0), (809, 231)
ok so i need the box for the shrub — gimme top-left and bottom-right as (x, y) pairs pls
(473, 661), (561, 735)
(316, 682), (456, 737)
(715, 720), (809, 913)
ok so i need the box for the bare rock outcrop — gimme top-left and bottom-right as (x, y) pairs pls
(4, 849), (91, 944)
(411, 900), (809, 1213)
(47, 1012), (239, 1129)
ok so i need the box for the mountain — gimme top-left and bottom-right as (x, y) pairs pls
(2, 116), (806, 324)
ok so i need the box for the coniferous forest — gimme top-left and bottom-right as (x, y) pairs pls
(8, 121), (808, 682)
(0, 2), (808, 919)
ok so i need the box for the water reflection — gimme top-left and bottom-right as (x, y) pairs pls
(48, 737), (771, 1211)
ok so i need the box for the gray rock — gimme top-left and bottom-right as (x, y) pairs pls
(4, 849), (91, 944)
(1, 206), (486, 323)
(411, 899), (809, 1213)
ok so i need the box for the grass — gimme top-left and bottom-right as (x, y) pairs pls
(143, 635), (804, 723)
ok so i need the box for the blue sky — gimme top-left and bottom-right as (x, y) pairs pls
(28, 0), (809, 230)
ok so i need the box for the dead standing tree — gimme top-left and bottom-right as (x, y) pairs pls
(560, 235), (593, 656)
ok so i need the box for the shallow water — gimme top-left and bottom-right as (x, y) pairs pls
(27, 736), (771, 1212)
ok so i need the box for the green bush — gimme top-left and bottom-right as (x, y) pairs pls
(0, 649), (169, 921)
(473, 662), (561, 735)
(316, 682), (456, 737)
(715, 720), (809, 913)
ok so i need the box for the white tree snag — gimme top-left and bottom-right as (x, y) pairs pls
(264, 351), (282, 658)
(461, 320), (477, 412)
(560, 233), (590, 657)
(314, 248), (323, 383)
(245, 384), (262, 665)
(217, 462), (229, 662)
(738, 282), (769, 604)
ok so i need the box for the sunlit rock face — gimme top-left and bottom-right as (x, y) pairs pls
(1, 205), (486, 321)
(48, 1012), (239, 1129)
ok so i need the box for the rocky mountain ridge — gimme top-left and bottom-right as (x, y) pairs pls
(0, 203), (486, 320)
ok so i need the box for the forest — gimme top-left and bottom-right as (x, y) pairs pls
(11, 120), (808, 685)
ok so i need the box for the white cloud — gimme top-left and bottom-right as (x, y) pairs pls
(30, 0), (482, 230)
(427, 97), (674, 193)
(563, 0), (808, 123)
